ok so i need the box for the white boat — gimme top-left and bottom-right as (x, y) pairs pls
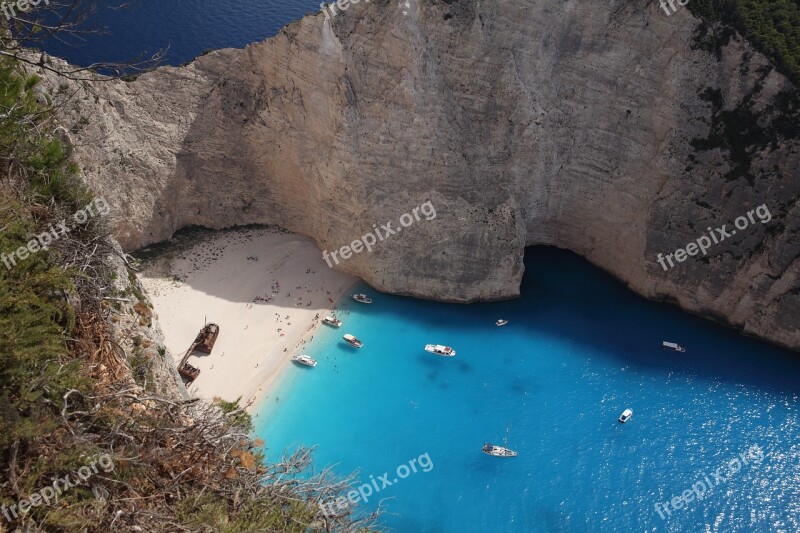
(662, 341), (686, 352)
(619, 408), (633, 423)
(352, 293), (373, 304)
(425, 344), (456, 357)
(322, 316), (342, 328)
(496, 319), (508, 327)
(292, 354), (317, 367)
(482, 443), (518, 457)
(343, 334), (363, 348)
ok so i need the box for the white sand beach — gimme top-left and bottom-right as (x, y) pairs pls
(138, 227), (358, 412)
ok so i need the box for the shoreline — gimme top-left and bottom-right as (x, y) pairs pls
(137, 227), (358, 414)
(244, 277), (360, 415)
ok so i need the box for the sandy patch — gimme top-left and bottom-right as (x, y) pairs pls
(137, 227), (357, 412)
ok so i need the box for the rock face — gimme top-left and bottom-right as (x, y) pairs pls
(105, 244), (188, 402)
(50, 0), (799, 349)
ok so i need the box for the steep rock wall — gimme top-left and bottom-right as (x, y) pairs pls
(50, 0), (799, 349)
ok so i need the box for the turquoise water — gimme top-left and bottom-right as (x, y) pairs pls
(255, 247), (800, 532)
(256, 248), (800, 532)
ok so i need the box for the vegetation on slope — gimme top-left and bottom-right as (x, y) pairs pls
(683, 2), (800, 188)
(689, 0), (800, 84)
(0, 52), (374, 533)
(690, 73), (800, 184)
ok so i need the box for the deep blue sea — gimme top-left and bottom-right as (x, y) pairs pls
(255, 247), (800, 532)
(41, 0), (320, 67)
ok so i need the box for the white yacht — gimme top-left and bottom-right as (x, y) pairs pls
(482, 443), (518, 457)
(496, 319), (508, 327)
(482, 424), (517, 457)
(425, 344), (456, 357)
(292, 354), (317, 367)
(343, 334), (364, 348)
(619, 408), (633, 423)
(662, 341), (686, 352)
(352, 293), (373, 304)
(322, 316), (342, 327)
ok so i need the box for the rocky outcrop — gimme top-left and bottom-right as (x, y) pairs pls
(105, 244), (188, 401)
(47, 0), (799, 349)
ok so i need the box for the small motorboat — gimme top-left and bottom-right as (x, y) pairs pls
(343, 334), (363, 348)
(619, 408), (633, 423)
(424, 344), (456, 357)
(482, 443), (518, 457)
(292, 354), (317, 367)
(322, 316), (343, 328)
(496, 319), (508, 327)
(662, 341), (686, 353)
(352, 293), (373, 304)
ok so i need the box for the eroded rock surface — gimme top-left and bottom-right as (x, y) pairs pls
(48, 0), (799, 349)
